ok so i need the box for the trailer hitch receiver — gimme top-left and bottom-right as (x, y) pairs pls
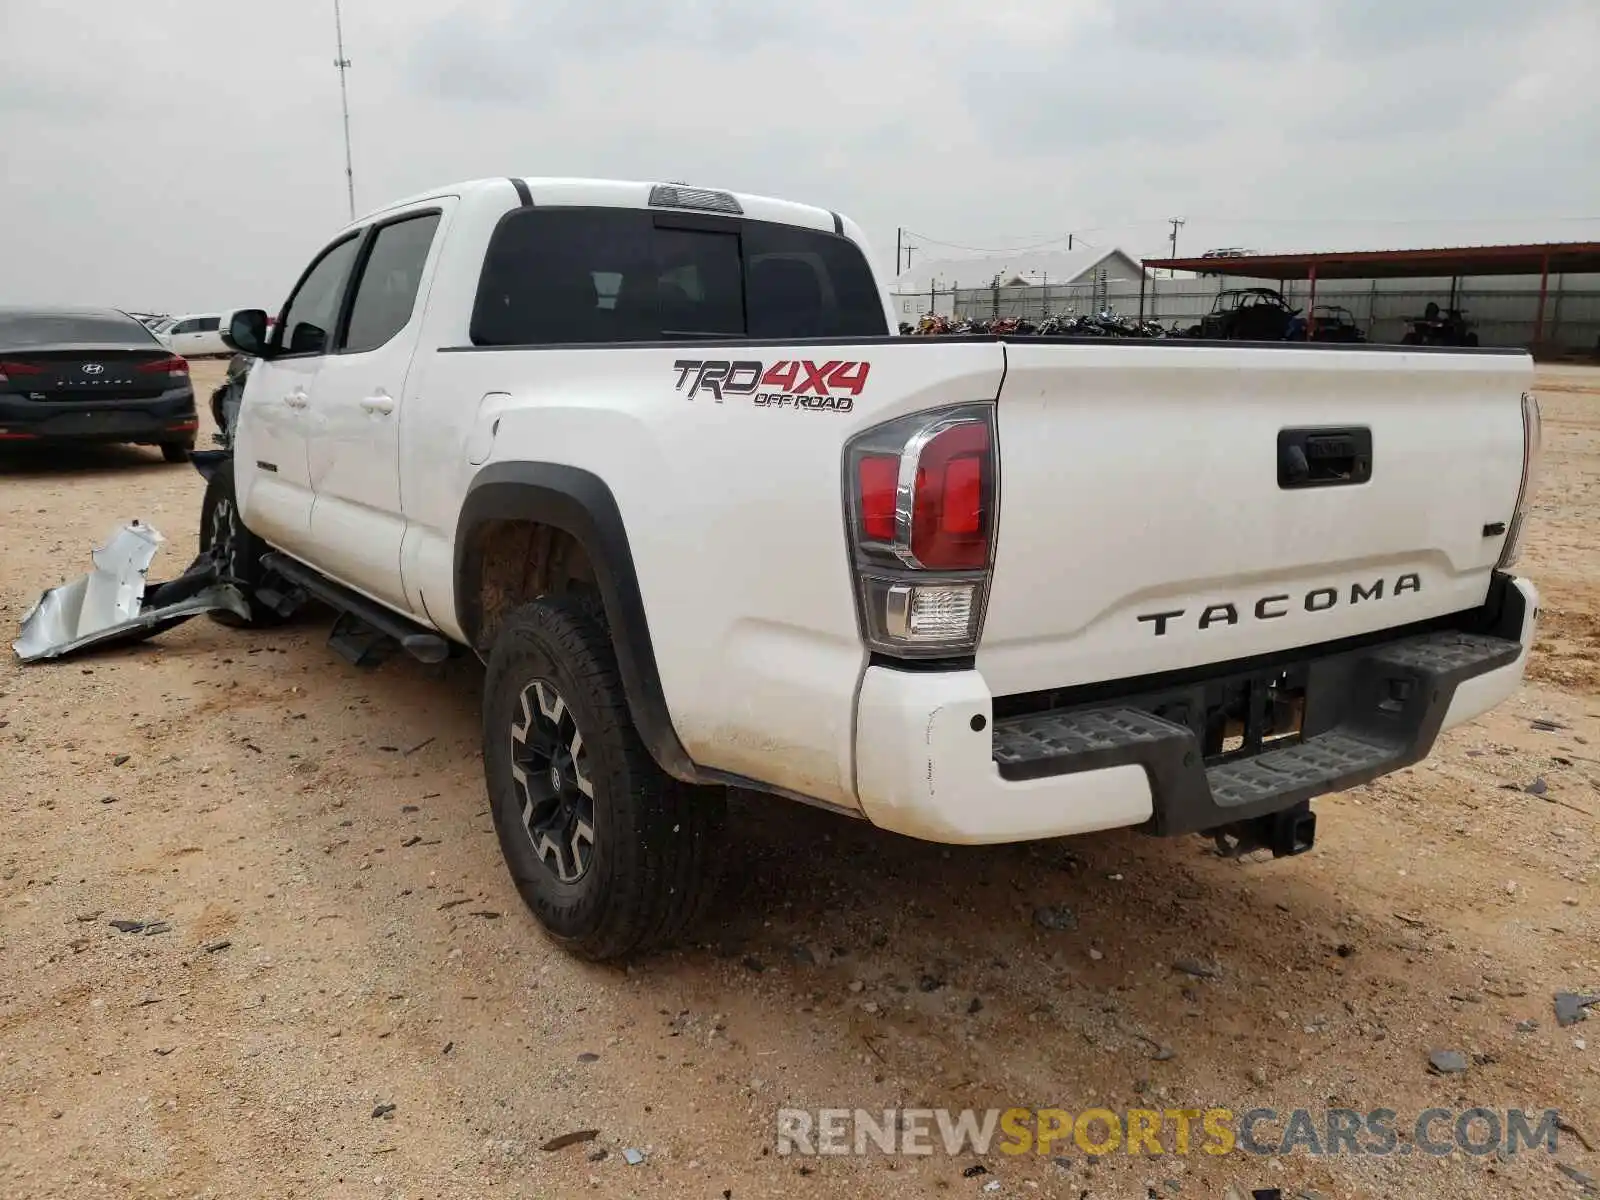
(1211, 801), (1317, 859)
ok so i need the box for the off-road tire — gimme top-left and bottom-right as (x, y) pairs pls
(197, 458), (290, 628)
(483, 596), (726, 960)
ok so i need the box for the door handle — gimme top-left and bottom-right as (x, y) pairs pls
(1278, 427), (1372, 489)
(283, 390), (308, 409)
(361, 393), (395, 415)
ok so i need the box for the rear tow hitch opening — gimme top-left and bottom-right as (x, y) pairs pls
(1210, 802), (1317, 859)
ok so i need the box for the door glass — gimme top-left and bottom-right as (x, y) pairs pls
(341, 213), (442, 354)
(279, 234), (362, 356)
(198, 316), (221, 333)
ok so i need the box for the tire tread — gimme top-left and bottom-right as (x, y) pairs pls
(485, 596), (724, 959)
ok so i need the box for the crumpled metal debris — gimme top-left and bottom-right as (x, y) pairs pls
(13, 521), (248, 662)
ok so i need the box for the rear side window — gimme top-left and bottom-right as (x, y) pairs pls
(342, 213), (442, 354)
(470, 207), (887, 346)
(0, 311), (155, 345)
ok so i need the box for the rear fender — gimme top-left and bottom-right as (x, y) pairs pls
(454, 461), (696, 782)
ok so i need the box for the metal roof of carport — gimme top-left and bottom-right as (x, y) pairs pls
(1138, 242), (1600, 345)
(1141, 242), (1600, 280)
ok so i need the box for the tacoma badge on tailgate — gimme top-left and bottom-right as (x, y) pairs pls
(1137, 573), (1422, 635)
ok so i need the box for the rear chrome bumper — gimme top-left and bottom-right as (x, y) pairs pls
(853, 574), (1537, 845)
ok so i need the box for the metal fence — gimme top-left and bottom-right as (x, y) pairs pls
(888, 278), (1600, 350)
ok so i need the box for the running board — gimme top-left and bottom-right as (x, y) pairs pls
(258, 552), (450, 666)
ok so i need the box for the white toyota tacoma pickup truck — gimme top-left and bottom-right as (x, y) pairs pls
(200, 176), (1542, 960)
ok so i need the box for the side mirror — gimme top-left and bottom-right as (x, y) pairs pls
(221, 309), (272, 358)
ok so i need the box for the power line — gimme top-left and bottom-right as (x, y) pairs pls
(333, 0), (355, 220)
(901, 231), (1084, 255)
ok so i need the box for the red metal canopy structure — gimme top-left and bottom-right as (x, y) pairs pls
(1140, 242), (1600, 343)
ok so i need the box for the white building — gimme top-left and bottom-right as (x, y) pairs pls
(889, 247), (1147, 320)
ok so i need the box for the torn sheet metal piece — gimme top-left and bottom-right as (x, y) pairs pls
(13, 521), (249, 662)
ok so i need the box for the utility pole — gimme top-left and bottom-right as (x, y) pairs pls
(1167, 218), (1185, 279)
(892, 230), (917, 275)
(333, 0), (355, 220)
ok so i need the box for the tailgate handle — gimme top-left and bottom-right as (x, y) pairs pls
(1278, 427), (1372, 489)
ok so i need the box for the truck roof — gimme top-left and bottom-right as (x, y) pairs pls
(345, 177), (845, 239)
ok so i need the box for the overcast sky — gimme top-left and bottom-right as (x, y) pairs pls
(2, 0), (1596, 312)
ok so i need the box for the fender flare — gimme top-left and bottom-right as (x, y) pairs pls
(454, 461), (698, 783)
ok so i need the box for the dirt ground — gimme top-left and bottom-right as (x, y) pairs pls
(1, 361), (1596, 1200)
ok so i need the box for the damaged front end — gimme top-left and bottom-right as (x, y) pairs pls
(13, 521), (249, 663)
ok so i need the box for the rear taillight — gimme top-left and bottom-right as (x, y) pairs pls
(910, 421), (990, 568)
(844, 403), (998, 658)
(139, 355), (190, 379)
(0, 360), (44, 386)
(1497, 390), (1543, 571)
(857, 455), (899, 542)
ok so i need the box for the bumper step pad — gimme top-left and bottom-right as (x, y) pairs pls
(1207, 731), (1390, 808)
(993, 706), (1191, 770)
(991, 629), (1522, 836)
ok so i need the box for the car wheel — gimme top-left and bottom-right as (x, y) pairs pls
(161, 439), (194, 463)
(197, 458), (291, 628)
(483, 596), (726, 960)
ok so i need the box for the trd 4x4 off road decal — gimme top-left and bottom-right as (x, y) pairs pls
(671, 359), (870, 412)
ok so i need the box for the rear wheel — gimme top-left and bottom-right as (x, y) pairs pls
(483, 597), (726, 960)
(160, 439), (194, 463)
(197, 459), (290, 628)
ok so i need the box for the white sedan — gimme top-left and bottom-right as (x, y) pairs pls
(154, 313), (229, 357)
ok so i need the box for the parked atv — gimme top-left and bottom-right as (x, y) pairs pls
(1401, 303), (1478, 347)
(1187, 288), (1302, 341)
(1308, 305), (1366, 343)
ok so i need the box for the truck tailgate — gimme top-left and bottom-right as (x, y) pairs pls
(977, 341), (1532, 697)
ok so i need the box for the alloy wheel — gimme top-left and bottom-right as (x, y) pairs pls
(509, 679), (596, 884)
(207, 495), (241, 578)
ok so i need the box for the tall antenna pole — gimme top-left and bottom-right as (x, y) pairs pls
(333, 0), (355, 220)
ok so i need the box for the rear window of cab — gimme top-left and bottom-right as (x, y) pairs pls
(470, 208), (888, 346)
